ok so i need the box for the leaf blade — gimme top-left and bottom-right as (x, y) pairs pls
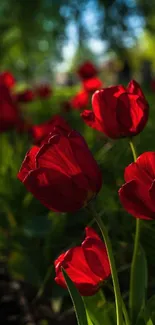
(62, 268), (88, 325)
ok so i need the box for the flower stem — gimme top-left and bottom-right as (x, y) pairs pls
(88, 205), (123, 325)
(129, 139), (141, 320)
(122, 299), (131, 325)
(129, 218), (140, 317)
(107, 283), (130, 325)
(129, 140), (137, 162)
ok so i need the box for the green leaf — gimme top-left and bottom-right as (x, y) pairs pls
(86, 310), (94, 325)
(146, 319), (154, 325)
(136, 305), (154, 325)
(62, 268), (88, 325)
(130, 246), (148, 323)
(83, 290), (116, 325)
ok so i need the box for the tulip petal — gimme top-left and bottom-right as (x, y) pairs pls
(82, 237), (110, 279)
(124, 152), (155, 185)
(127, 79), (146, 98)
(119, 180), (155, 220)
(23, 167), (88, 212)
(69, 132), (102, 192)
(36, 135), (81, 176)
(30, 115), (70, 144)
(116, 94), (148, 136)
(91, 86), (125, 138)
(149, 180), (155, 206)
(17, 146), (39, 182)
(55, 247), (99, 295)
(85, 227), (101, 240)
(81, 110), (105, 133)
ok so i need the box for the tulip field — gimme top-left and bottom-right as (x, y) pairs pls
(1, 66), (155, 324)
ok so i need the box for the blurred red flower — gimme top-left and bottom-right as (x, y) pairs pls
(15, 89), (35, 103)
(35, 84), (52, 98)
(54, 227), (111, 296)
(0, 71), (16, 89)
(30, 115), (69, 144)
(0, 84), (22, 132)
(18, 120), (102, 212)
(119, 152), (155, 220)
(81, 80), (149, 139)
(70, 90), (89, 110)
(83, 77), (103, 93)
(77, 61), (98, 80)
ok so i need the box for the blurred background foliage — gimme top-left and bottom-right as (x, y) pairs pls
(1, 0), (155, 79)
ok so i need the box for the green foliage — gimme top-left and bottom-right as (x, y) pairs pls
(129, 246), (148, 324)
(84, 290), (116, 325)
(62, 268), (88, 325)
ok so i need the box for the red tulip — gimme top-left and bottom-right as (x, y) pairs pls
(30, 115), (70, 144)
(15, 89), (35, 103)
(17, 120), (102, 212)
(83, 77), (103, 93)
(70, 90), (89, 110)
(0, 71), (16, 89)
(119, 152), (155, 220)
(0, 83), (21, 132)
(77, 61), (98, 80)
(81, 80), (149, 139)
(35, 84), (52, 98)
(54, 227), (111, 296)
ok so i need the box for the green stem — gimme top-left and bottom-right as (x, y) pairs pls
(107, 283), (130, 325)
(122, 299), (131, 325)
(128, 139), (141, 319)
(129, 218), (141, 318)
(88, 205), (123, 325)
(129, 140), (137, 162)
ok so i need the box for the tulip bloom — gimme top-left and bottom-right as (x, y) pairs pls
(18, 120), (102, 212)
(83, 77), (103, 93)
(77, 61), (98, 80)
(35, 84), (52, 98)
(54, 227), (111, 296)
(0, 71), (16, 89)
(0, 84), (21, 132)
(81, 80), (149, 139)
(15, 89), (35, 103)
(30, 115), (69, 144)
(119, 152), (155, 220)
(70, 90), (89, 110)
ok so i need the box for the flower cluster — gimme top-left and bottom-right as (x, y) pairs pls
(66, 61), (103, 111)
(16, 67), (152, 309)
(0, 60), (151, 322)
